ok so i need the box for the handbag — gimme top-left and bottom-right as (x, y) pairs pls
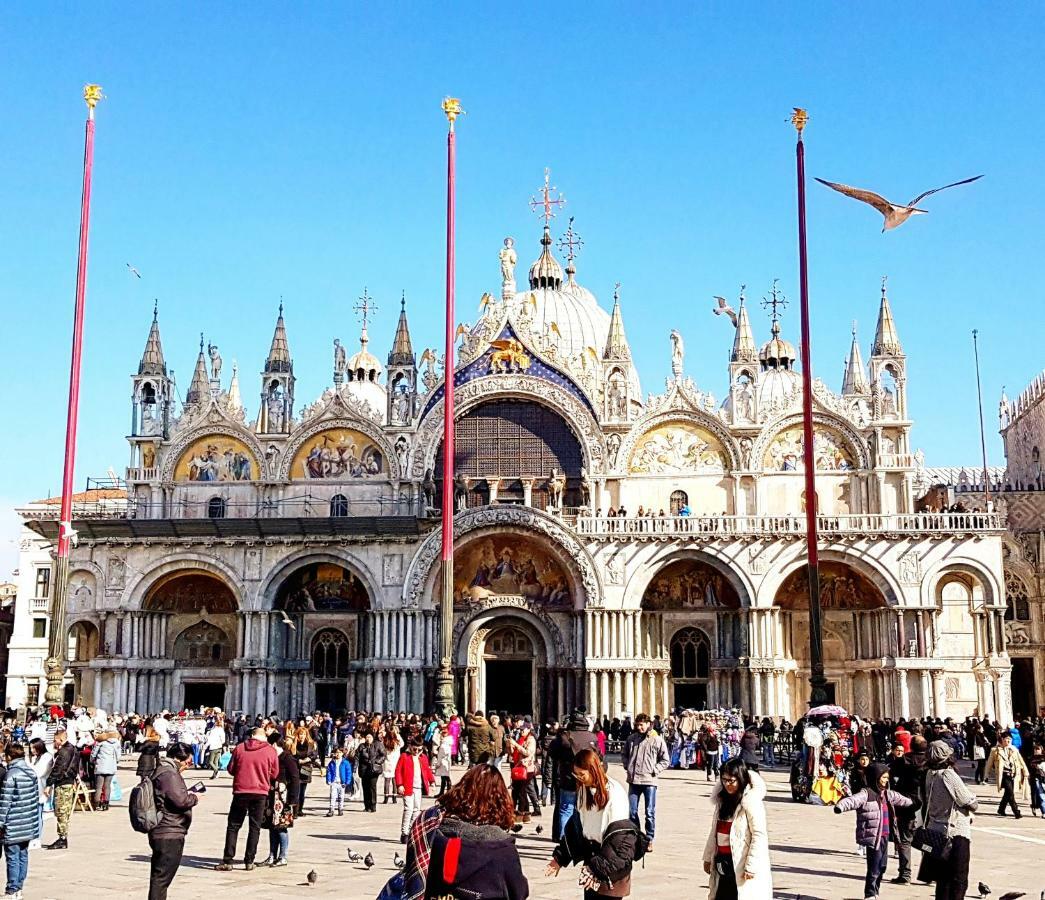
(912, 824), (951, 860)
(510, 763), (528, 782)
(973, 745), (985, 761)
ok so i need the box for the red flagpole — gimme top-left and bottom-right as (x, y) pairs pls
(792, 108), (827, 709)
(45, 84), (103, 705)
(436, 98), (462, 718)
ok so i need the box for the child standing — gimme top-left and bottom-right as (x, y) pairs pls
(325, 748), (352, 817)
(835, 762), (913, 900)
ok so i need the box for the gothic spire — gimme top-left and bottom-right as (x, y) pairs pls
(138, 301), (166, 376)
(603, 283), (632, 360)
(185, 334), (210, 405)
(388, 293), (416, 366)
(872, 276), (903, 356)
(264, 303), (292, 373)
(731, 295), (758, 364)
(841, 322), (870, 395)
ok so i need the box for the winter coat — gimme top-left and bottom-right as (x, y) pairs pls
(739, 730), (760, 767)
(382, 737), (403, 779)
(47, 742), (80, 787)
(465, 715), (495, 763)
(433, 736), (453, 779)
(447, 718), (461, 755)
(325, 758), (353, 785)
(275, 751), (302, 815)
(924, 765), (978, 840)
(835, 787), (913, 847)
(151, 757), (199, 840)
(90, 736), (122, 776)
(227, 738), (279, 796)
(0, 760), (43, 845)
(985, 744), (1031, 798)
(425, 816), (529, 900)
(296, 748), (319, 783)
(509, 731), (538, 775)
(490, 723), (507, 757)
(622, 732), (669, 786)
(553, 780), (636, 894)
(702, 771), (773, 900)
(356, 740), (387, 779)
(550, 727), (601, 790)
(395, 752), (434, 797)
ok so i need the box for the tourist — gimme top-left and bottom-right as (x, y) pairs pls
(261, 735), (300, 867)
(215, 726), (278, 871)
(849, 749), (872, 794)
(423, 763), (528, 899)
(26, 738), (52, 851)
(90, 724), (122, 811)
(395, 738), (434, 842)
(507, 721), (541, 822)
(0, 743), (42, 899)
(985, 730), (1030, 817)
(448, 713), (463, 765)
(970, 722), (990, 784)
(700, 724), (722, 781)
(886, 741), (921, 884)
(433, 724), (453, 797)
(325, 746), (352, 817)
(137, 723), (162, 778)
(1029, 743), (1045, 817)
(539, 723), (558, 806)
(758, 718), (777, 767)
(918, 740), (977, 900)
(148, 743), (199, 900)
(549, 711), (601, 841)
(356, 730), (386, 813)
(293, 726), (319, 815)
(490, 713), (507, 768)
(382, 724), (403, 805)
(44, 729), (77, 850)
(835, 762), (913, 899)
(702, 758), (773, 900)
(546, 747), (638, 899)
(622, 712), (669, 851)
(739, 726), (761, 770)
(205, 716), (227, 780)
(465, 710), (495, 765)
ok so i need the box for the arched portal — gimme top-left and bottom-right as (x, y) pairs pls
(483, 624), (536, 717)
(670, 626), (712, 710)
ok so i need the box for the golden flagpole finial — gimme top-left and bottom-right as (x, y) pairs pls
(791, 107), (808, 134)
(442, 97), (463, 129)
(84, 84), (104, 117)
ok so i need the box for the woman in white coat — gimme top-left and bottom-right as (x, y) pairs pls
(702, 758), (773, 900)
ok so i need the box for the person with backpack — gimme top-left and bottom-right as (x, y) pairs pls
(546, 747), (639, 899)
(0, 743), (42, 900)
(549, 711), (601, 842)
(146, 742), (199, 900)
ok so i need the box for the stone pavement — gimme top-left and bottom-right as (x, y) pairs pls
(22, 759), (1045, 900)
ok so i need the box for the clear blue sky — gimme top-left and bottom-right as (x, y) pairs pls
(3, 5), (1044, 574)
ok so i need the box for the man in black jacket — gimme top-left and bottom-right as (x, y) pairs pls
(149, 742), (199, 900)
(45, 729), (78, 850)
(887, 739), (924, 885)
(548, 712), (600, 842)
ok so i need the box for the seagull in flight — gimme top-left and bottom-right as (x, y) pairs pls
(126, 263), (142, 278)
(815, 175), (983, 231)
(278, 609), (296, 630)
(712, 296), (738, 326)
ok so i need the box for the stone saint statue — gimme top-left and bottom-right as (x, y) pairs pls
(499, 237), (517, 288)
(208, 343), (223, 380)
(334, 338), (347, 378)
(670, 330), (684, 377)
(580, 467), (592, 506)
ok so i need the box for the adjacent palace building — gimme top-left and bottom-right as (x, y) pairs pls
(6, 198), (1015, 723)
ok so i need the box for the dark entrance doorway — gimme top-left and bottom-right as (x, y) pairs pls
(184, 681), (226, 710)
(674, 682), (708, 710)
(1011, 657), (1037, 718)
(315, 682), (347, 714)
(485, 660), (533, 716)
(822, 682), (837, 705)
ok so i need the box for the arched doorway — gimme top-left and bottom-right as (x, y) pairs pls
(312, 628), (352, 712)
(482, 624), (536, 716)
(670, 627), (711, 709)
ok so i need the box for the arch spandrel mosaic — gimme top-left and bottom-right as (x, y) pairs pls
(455, 536), (571, 608)
(290, 427), (385, 480)
(276, 563), (370, 612)
(173, 435), (258, 482)
(628, 422), (727, 475)
(763, 424), (855, 472)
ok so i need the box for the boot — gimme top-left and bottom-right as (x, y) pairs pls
(46, 837), (68, 850)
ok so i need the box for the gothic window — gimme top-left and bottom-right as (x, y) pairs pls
(312, 628), (351, 679)
(670, 627), (711, 681)
(330, 494), (349, 518)
(207, 497), (227, 519)
(669, 490), (689, 516)
(1005, 573), (1031, 621)
(173, 621), (232, 664)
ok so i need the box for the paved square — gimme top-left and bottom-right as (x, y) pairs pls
(23, 759), (1045, 899)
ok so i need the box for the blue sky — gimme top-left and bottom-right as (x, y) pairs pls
(2, 5), (1044, 575)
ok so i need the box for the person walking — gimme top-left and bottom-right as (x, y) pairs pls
(356, 731), (386, 813)
(0, 743), (43, 900)
(621, 713), (669, 851)
(381, 726), (403, 805)
(702, 759), (773, 900)
(548, 711), (601, 842)
(835, 762), (913, 900)
(205, 719), (227, 780)
(700, 725), (722, 782)
(148, 743), (199, 900)
(262, 736), (300, 867)
(215, 726), (278, 871)
(465, 710), (495, 766)
(43, 729), (77, 851)
(758, 718), (777, 768)
(985, 730), (1030, 817)
(546, 747), (639, 899)
(395, 739), (434, 843)
(918, 740), (978, 900)
(433, 724), (453, 798)
(886, 741), (922, 885)
(26, 739), (52, 852)
(89, 726), (121, 811)
(325, 747), (352, 817)
(490, 714), (507, 769)
(507, 721), (541, 822)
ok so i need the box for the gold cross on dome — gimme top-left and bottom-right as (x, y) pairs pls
(761, 278), (788, 323)
(354, 287), (377, 332)
(529, 167), (566, 225)
(558, 216), (583, 264)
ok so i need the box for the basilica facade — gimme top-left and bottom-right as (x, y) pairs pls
(20, 205), (1012, 724)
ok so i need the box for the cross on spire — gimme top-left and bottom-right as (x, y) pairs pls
(761, 278), (788, 324)
(354, 287), (377, 333)
(881, 274), (888, 296)
(614, 281), (621, 303)
(529, 167), (566, 225)
(557, 216), (583, 265)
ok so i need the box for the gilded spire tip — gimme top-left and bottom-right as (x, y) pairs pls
(442, 97), (463, 128)
(84, 84), (104, 116)
(790, 107), (808, 134)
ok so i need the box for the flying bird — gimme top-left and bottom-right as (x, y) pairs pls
(363, 852), (375, 869)
(278, 609), (296, 630)
(306, 869), (318, 886)
(713, 296), (738, 326)
(815, 175), (983, 231)
(126, 263), (142, 279)
(394, 851), (405, 870)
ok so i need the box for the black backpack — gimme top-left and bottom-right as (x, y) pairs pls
(128, 773), (161, 834)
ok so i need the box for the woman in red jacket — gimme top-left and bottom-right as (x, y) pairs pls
(395, 740), (434, 843)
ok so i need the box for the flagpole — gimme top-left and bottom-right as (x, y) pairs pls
(972, 329), (992, 511)
(435, 97), (462, 719)
(792, 108), (828, 709)
(45, 84), (103, 706)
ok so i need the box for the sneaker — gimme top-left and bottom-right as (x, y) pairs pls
(260, 857), (274, 866)
(46, 837), (68, 850)
(213, 863), (233, 871)
(326, 812), (334, 817)
(244, 863), (256, 871)
(272, 858), (288, 867)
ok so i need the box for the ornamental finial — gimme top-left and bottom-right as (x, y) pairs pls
(84, 84), (104, 118)
(442, 97), (463, 129)
(790, 107), (808, 134)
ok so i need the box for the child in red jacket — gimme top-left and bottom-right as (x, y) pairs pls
(395, 739), (435, 842)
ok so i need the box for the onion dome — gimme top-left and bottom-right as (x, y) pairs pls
(345, 322), (386, 413)
(759, 320), (797, 370)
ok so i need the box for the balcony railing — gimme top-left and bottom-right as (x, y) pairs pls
(30, 596), (49, 613)
(570, 511), (1004, 537)
(877, 453), (915, 468)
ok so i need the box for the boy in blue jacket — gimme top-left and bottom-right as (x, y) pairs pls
(326, 747), (352, 817)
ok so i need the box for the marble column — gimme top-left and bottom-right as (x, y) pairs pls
(600, 672), (610, 720)
(660, 672), (670, 719)
(624, 670), (635, 713)
(898, 669), (910, 719)
(647, 671), (657, 716)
